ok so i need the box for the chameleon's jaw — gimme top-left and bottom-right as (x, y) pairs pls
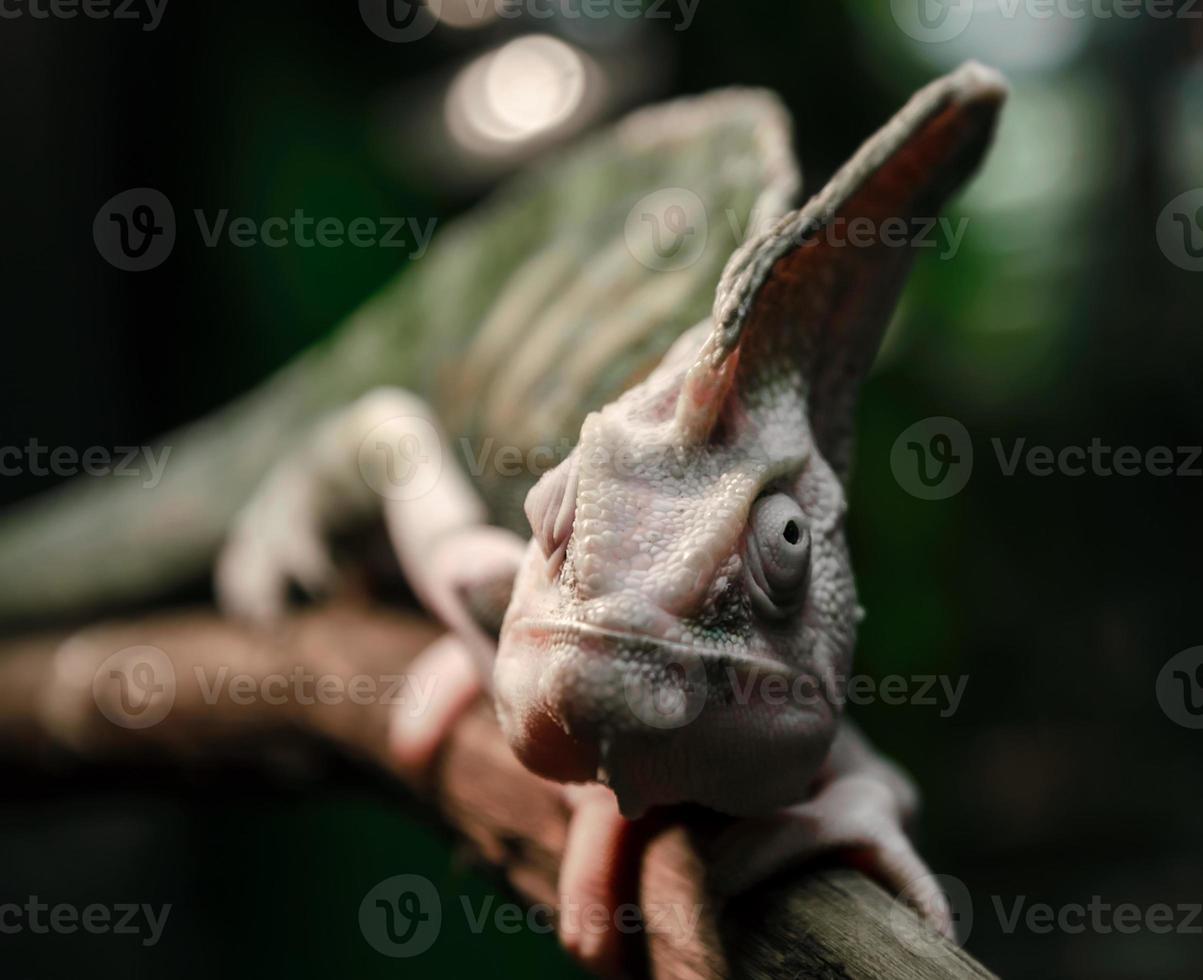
(494, 615), (836, 817)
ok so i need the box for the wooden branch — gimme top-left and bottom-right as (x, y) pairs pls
(0, 604), (995, 979)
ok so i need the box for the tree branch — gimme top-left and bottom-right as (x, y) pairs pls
(0, 604), (994, 979)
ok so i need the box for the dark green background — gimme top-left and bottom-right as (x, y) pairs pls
(1, 2), (1201, 977)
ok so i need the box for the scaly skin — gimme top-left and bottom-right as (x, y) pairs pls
(496, 319), (850, 818)
(217, 62), (1006, 975)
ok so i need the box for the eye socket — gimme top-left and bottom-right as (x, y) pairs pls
(744, 493), (811, 619)
(524, 455), (579, 567)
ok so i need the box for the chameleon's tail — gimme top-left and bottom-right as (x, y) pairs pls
(0, 304), (405, 630)
(0, 400), (259, 628)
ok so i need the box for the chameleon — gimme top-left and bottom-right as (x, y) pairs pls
(0, 61), (1005, 973)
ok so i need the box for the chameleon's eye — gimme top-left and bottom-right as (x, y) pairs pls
(744, 493), (811, 619)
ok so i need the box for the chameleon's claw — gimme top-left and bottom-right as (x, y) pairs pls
(410, 525), (527, 675)
(214, 531), (282, 624)
(215, 464), (339, 624)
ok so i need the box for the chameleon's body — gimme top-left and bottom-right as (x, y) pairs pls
(0, 90), (795, 621)
(0, 63), (1005, 974)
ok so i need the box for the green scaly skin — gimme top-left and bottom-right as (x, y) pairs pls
(0, 89), (798, 627)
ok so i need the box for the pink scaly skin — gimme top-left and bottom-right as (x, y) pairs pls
(219, 62), (1006, 977)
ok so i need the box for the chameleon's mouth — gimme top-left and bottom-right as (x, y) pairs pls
(511, 618), (795, 676)
(493, 615), (833, 817)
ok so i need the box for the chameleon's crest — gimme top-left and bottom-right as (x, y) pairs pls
(675, 61), (1007, 477)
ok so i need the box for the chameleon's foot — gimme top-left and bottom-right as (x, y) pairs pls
(389, 634), (483, 780)
(552, 776), (947, 976)
(215, 464), (338, 624)
(706, 774), (951, 935)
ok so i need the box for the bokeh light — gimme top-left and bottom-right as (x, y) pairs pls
(446, 34), (593, 156)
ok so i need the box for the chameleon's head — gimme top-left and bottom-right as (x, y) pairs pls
(495, 62), (1006, 817)
(496, 330), (854, 817)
